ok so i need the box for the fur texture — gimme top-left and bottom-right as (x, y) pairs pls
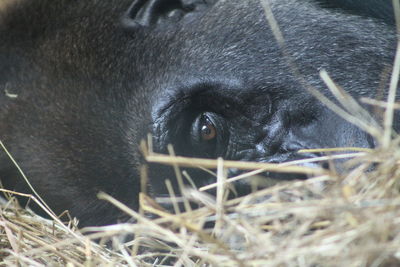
(0, 0), (397, 226)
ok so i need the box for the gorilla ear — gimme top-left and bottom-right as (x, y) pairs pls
(122, 0), (211, 29)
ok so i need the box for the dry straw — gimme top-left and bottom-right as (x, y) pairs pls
(1, 131), (400, 266)
(1, 1), (400, 266)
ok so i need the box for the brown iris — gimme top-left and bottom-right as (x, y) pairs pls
(200, 115), (217, 141)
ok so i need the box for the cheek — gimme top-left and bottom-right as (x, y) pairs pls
(318, 114), (374, 148)
(335, 125), (374, 148)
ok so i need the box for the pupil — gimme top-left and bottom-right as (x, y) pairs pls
(198, 114), (217, 142)
(202, 125), (211, 135)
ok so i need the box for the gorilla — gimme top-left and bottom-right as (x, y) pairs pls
(0, 0), (398, 227)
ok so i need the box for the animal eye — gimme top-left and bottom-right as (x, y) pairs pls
(190, 112), (220, 157)
(200, 115), (217, 141)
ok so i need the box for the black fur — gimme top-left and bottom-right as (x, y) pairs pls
(315, 0), (395, 24)
(0, 0), (398, 227)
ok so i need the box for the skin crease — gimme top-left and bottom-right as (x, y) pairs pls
(0, 0), (398, 227)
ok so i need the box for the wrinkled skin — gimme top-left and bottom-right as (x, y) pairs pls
(0, 0), (398, 227)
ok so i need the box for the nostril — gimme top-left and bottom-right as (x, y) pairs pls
(279, 141), (305, 154)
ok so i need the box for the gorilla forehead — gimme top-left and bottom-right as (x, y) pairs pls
(134, 0), (394, 103)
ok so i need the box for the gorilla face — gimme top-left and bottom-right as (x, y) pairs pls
(127, 0), (395, 197)
(0, 0), (397, 226)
